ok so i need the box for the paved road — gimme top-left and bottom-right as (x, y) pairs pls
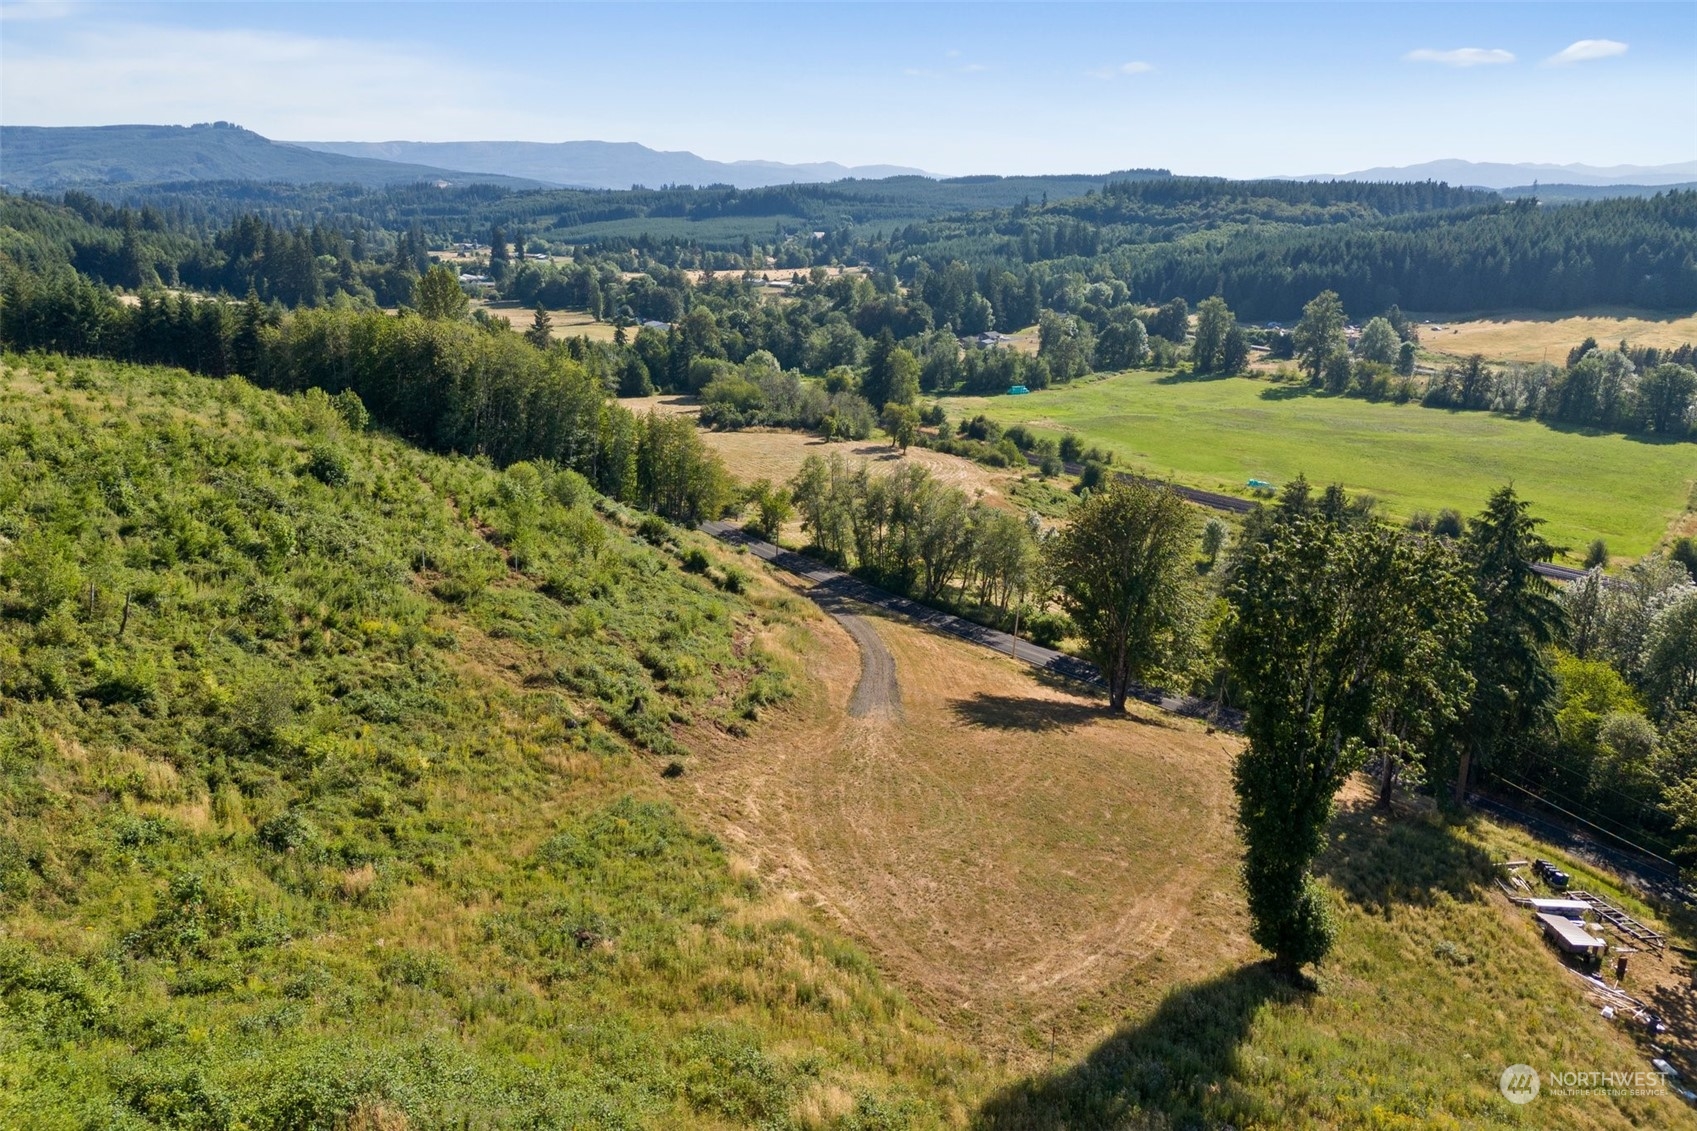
(1468, 792), (1693, 906)
(700, 521), (1228, 724)
(1023, 453), (1587, 584)
(1026, 452), (1253, 514)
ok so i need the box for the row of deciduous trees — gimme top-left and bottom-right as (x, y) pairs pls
(787, 452), (1048, 622)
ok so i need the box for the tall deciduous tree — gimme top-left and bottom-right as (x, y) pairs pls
(1191, 297), (1236, 374)
(1223, 482), (1477, 977)
(1094, 307), (1150, 371)
(1293, 290), (1347, 387)
(1047, 480), (1199, 711)
(412, 264), (468, 321)
(1355, 317), (1400, 366)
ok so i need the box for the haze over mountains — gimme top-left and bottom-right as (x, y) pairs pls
(290, 139), (929, 190)
(1288, 158), (1697, 190)
(2, 124), (1692, 195)
(0, 124), (543, 190)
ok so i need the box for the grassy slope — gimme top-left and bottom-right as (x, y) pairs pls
(0, 355), (977, 1129)
(940, 371), (1697, 558)
(4, 354), (1692, 1130)
(977, 795), (1697, 1129)
(676, 594), (1696, 1129)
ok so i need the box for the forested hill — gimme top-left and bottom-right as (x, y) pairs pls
(883, 187), (1697, 317)
(17, 170), (1179, 241)
(0, 124), (546, 191)
(290, 138), (930, 190)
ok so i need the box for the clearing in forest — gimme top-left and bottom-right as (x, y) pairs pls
(940, 371), (1697, 558)
(620, 395), (1027, 503)
(1421, 308), (1697, 364)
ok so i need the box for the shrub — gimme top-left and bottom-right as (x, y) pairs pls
(305, 444), (349, 487)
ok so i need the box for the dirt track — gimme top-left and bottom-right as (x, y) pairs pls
(828, 608), (900, 718)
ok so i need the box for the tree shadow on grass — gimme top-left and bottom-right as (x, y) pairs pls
(973, 963), (1293, 1130)
(1258, 382), (1328, 401)
(1154, 369), (1243, 386)
(1314, 798), (1496, 916)
(949, 691), (1121, 733)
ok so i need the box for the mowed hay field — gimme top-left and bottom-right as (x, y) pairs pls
(677, 572), (1697, 1128)
(474, 301), (623, 342)
(941, 372), (1697, 558)
(1424, 309), (1697, 364)
(621, 395), (1028, 505)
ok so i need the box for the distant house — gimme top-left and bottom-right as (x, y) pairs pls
(640, 319), (671, 331)
(457, 273), (492, 287)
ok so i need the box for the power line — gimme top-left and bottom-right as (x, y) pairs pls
(1492, 763), (1667, 845)
(1488, 775), (1679, 868)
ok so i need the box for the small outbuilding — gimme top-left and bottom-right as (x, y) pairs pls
(1536, 912), (1606, 963)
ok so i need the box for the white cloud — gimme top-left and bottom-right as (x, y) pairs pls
(0, 1), (80, 20)
(1088, 60), (1155, 79)
(1545, 39), (1628, 66)
(0, 22), (562, 139)
(1404, 47), (1516, 68)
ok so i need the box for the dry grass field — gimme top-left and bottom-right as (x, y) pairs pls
(621, 395), (1029, 503)
(472, 301), (624, 342)
(669, 557), (1697, 1127)
(1422, 309), (1697, 364)
(681, 598), (1248, 1061)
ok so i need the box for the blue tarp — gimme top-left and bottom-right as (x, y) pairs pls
(1008, 385), (1029, 395)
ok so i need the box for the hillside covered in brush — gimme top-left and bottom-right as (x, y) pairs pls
(0, 353), (973, 1128)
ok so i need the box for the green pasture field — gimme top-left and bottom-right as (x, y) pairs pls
(939, 370), (1697, 560)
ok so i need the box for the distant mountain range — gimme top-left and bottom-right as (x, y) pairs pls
(0, 124), (544, 190)
(1283, 159), (1697, 190)
(288, 139), (930, 190)
(4, 126), (1689, 200)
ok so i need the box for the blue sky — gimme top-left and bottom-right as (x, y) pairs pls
(2, 2), (1692, 177)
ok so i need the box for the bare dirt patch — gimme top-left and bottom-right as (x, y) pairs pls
(679, 592), (1249, 1062)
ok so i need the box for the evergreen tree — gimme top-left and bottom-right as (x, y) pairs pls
(525, 303), (553, 349)
(1452, 487), (1565, 804)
